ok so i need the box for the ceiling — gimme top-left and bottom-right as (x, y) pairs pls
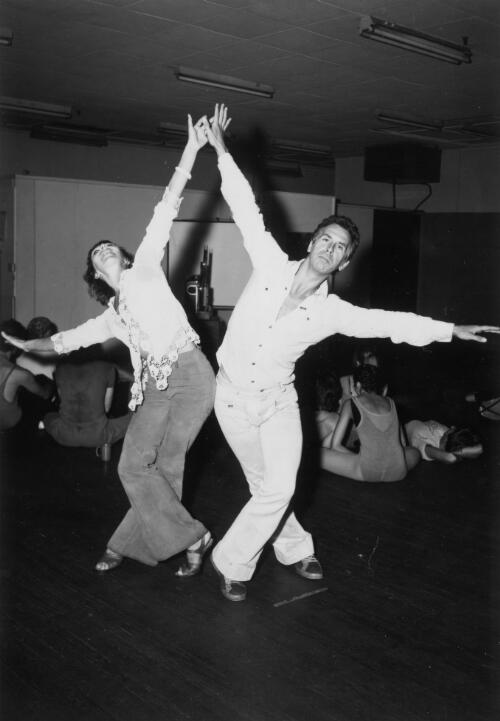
(1, 0), (500, 166)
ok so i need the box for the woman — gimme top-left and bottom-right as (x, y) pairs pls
(2, 113), (228, 575)
(320, 364), (420, 482)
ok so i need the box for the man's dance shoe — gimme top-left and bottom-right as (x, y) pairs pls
(175, 531), (213, 577)
(210, 554), (247, 602)
(293, 555), (324, 580)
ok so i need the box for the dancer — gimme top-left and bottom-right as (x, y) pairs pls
(2, 113), (228, 575)
(201, 103), (499, 602)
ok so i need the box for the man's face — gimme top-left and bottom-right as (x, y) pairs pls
(308, 224), (352, 276)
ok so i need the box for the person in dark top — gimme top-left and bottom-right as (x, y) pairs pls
(44, 347), (130, 448)
(320, 364), (420, 482)
(0, 319), (52, 432)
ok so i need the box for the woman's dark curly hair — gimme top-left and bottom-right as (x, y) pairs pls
(316, 371), (342, 412)
(310, 214), (360, 261)
(444, 427), (481, 453)
(353, 364), (387, 395)
(83, 241), (134, 306)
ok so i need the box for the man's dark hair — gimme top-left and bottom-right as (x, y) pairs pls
(310, 214), (360, 261)
(27, 316), (58, 339)
(444, 427), (481, 453)
(83, 241), (134, 306)
(353, 364), (387, 395)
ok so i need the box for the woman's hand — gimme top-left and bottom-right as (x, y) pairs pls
(187, 114), (209, 151)
(1, 332), (55, 354)
(1, 331), (29, 352)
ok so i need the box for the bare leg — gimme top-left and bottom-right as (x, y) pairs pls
(404, 446), (421, 470)
(319, 447), (364, 480)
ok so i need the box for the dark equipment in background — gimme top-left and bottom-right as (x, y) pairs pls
(185, 246), (213, 319)
(364, 143), (442, 184)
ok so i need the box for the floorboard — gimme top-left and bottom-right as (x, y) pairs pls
(1, 406), (499, 721)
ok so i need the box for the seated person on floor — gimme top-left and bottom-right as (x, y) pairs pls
(404, 420), (483, 463)
(320, 364), (420, 482)
(17, 316), (59, 380)
(0, 319), (53, 432)
(315, 370), (341, 448)
(339, 342), (387, 409)
(43, 346), (131, 448)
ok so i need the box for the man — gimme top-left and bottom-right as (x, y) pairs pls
(202, 105), (498, 602)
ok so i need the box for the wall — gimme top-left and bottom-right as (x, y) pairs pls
(0, 178), (14, 319)
(335, 145), (500, 213)
(0, 127), (334, 195)
(12, 175), (334, 331)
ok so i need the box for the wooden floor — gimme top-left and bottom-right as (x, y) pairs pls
(1, 404), (499, 721)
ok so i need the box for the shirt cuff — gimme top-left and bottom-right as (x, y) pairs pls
(51, 331), (66, 354)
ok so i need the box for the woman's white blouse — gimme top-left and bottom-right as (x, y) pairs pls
(52, 189), (199, 411)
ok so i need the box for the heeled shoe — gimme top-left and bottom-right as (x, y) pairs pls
(95, 548), (123, 573)
(175, 531), (213, 577)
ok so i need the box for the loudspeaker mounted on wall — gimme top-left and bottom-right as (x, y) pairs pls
(364, 143), (441, 184)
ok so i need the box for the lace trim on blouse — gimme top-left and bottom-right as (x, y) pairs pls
(116, 296), (199, 411)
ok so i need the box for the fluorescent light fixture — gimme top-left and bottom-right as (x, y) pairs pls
(30, 124), (108, 147)
(0, 96), (72, 119)
(359, 16), (472, 65)
(175, 67), (274, 99)
(267, 161), (303, 178)
(108, 130), (166, 147)
(0, 28), (13, 46)
(273, 139), (333, 156)
(376, 113), (443, 132)
(157, 121), (187, 137)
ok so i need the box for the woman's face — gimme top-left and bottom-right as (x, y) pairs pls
(91, 242), (124, 276)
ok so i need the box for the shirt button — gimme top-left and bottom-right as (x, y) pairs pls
(268, 325), (272, 329)
(265, 287), (269, 291)
(251, 362), (256, 366)
(258, 344), (263, 348)
(251, 380), (255, 383)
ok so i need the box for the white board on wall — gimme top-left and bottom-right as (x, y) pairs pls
(14, 176), (252, 329)
(168, 221), (251, 307)
(14, 174), (335, 330)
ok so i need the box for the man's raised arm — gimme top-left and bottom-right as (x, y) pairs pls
(203, 104), (286, 269)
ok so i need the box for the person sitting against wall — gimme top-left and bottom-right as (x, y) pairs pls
(0, 319), (53, 433)
(320, 364), (420, 481)
(404, 419), (483, 463)
(17, 316), (59, 380)
(315, 369), (342, 449)
(43, 346), (131, 450)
